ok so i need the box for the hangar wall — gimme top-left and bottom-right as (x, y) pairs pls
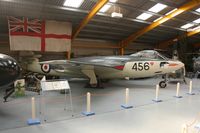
(72, 39), (118, 57)
(0, 38), (155, 60)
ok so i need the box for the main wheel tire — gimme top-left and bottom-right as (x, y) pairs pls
(159, 81), (167, 88)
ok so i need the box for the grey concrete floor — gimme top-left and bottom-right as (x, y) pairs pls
(0, 77), (200, 133)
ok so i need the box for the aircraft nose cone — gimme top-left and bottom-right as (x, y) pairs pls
(168, 60), (184, 72)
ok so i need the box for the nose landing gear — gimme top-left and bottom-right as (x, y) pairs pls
(159, 74), (167, 88)
(159, 81), (167, 88)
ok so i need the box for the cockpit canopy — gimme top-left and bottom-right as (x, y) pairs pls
(130, 50), (168, 60)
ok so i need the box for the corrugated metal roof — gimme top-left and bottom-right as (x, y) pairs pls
(0, 0), (199, 47)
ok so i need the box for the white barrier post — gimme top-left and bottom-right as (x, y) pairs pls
(27, 97), (41, 125)
(121, 88), (133, 109)
(82, 92), (95, 116)
(174, 82), (182, 98)
(152, 85), (162, 102)
(87, 92), (91, 113)
(187, 80), (195, 95)
(181, 124), (188, 133)
(32, 97), (36, 119)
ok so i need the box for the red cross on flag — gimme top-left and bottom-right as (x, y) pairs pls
(8, 16), (71, 52)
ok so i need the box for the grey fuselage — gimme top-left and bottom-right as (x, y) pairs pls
(26, 50), (184, 80)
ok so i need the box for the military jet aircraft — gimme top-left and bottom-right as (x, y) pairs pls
(25, 50), (184, 88)
(0, 53), (20, 88)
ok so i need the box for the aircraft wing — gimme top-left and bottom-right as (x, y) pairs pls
(39, 56), (132, 71)
(70, 56), (128, 67)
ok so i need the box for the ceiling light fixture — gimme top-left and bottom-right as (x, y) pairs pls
(63, 0), (84, 8)
(148, 3), (167, 13)
(136, 13), (152, 20)
(111, 5), (123, 18)
(111, 12), (123, 18)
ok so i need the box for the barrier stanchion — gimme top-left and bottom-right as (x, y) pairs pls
(187, 80), (195, 95)
(181, 124), (188, 133)
(27, 97), (41, 125)
(121, 88), (133, 109)
(194, 123), (200, 130)
(82, 92), (95, 116)
(152, 85), (162, 102)
(174, 82), (182, 98)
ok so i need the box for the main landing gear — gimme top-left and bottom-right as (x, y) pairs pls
(85, 77), (104, 89)
(3, 84), (15, 102)
(81, 68), (104, 89)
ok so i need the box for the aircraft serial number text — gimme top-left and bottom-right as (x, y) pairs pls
(132, 62), (150, 71)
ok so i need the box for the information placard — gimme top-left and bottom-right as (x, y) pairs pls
(39, 78), (73, 121)
(41, 80), (70, 91)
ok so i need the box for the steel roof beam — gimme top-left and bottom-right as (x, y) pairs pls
(72, 44), (120, 49)
(81, 29), (168, 40)
(149, 0), (200, 16)
(157, 29), (200, 49)
(85, 24), (178, 40)
(119, 0), (200, 49)
(91, 19), (179, 34)
(108, 2), (198, 25)
(72, 0), (108, 40)
(94, 14), (185, 31)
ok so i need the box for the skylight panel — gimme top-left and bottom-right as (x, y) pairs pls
(192, 25), (200, 31)
(193, 18), (200, 24)
(188, 26), (200, 32)
(148, 3), (167, 13)
(181, 23), (194, 29)
(99, 4), (111, 12)
(109, 0), (118, 2)
(196, 8), (200, 13)
(136, 13), (152, 20)
(63, 0), (84, 8)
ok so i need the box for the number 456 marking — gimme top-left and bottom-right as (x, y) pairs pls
(132, 62), (150, 71)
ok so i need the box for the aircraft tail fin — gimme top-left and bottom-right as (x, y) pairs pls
(19, 51), (41, 63)
(18, 51), (42, 71)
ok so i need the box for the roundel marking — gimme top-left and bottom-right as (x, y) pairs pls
(41, 64), (51, 73)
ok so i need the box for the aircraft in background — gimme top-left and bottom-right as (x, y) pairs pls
(0, 53), (20, 88)
(24, 50), (184, 88)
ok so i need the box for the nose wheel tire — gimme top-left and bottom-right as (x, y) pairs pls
(159, 81), (167, 88)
